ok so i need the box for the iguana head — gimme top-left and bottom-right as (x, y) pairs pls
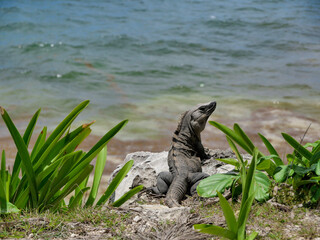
(190, 101), (216, 134)
(177, 101), (216, 136)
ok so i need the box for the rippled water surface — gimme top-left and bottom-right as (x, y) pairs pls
(1, 0), (320, 140)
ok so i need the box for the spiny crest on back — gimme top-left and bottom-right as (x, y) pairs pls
(174, 111), (188, 135)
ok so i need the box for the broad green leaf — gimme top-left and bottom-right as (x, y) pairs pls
(1, 107), (38, 208)
(258, 133), (283, 166)
(112, 185), (144, 207)
(210, 121), (252, 154)
(217, 191), (237, 234)
(282, 133), (312, 160)
(96, 160), (134, 206)
(274, 165), (290, 183)
(254, 170), (270, 202)
(256, 156), (276, 177)
(85, 146), (108, 207)
(197, 173), (239, 198)
(193, 224), (236, 239)
(234, 123), (255, 155)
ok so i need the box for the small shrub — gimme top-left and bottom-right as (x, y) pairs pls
(0, 100), (142, 214)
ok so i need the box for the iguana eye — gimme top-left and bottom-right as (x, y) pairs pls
(199, 106), (206, 111)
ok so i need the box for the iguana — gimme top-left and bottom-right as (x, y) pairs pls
(152, 101), (216, 207)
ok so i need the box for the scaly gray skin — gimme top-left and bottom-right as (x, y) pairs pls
(152, 101), (216, 207)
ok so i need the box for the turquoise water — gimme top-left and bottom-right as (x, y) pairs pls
(1, 0), (320, 140)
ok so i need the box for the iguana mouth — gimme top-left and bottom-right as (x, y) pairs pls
(207, 101), (216, 114)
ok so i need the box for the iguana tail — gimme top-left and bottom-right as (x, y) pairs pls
(165, 175), (188, 207)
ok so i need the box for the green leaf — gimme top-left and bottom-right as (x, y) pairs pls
(316, 161), (320, 176)
(282, 133), (313, 160)
(85, 146), (108, 207)
(197, 173), (239, 198)
(67, 120), (128, 183)
(69, 187), (90, 209)
(311, 186), (320, 203)
(217, 191), (238, 234)
(274, 165), (290, 183)
(242, 149), (257, 204)
(48, 164), (94, 210)
(30, 127), (47, 161)
(33, 100), (90, 171)
(218, 158), (240, 168)
(112, 185), (144, 207)
(258, 133), (283, 166)
(238, 192), (256, 239)
(1, 150), (6, 199)
(292, 165), (313, 176)
(246, 231), (258, 240)
(254, 170), (270, 202)
(1, 107), (38, 208)
(96, 160), (134, 206)
(0, 202), (20, 214)
(193, 224), (237, 239)
(11, 109), (40, 181)
(210, 121), (252, 154)
(0, 176), (7, 211)
(234, 123), (255, 155)
(311, 152), (320, 165)
(226, 136), (245, 168)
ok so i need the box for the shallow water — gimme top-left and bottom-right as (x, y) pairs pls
(1, 0), (320, 146)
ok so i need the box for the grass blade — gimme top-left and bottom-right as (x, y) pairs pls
(69, 187), (90, 209)
(282, 133), (313, 160)
(193, 224), (236, 239)
(258, 133), (283, 166)
(210, 121), (252, 154)
(0, 177), (7, 212)
(237, 192), (256, 239)
(85, 147), (107, 207)
(234, 123), (255, 155)
(217, 191), (238, 234)
(1, 107), (38, 208)
(112, 185), (143, 207)
(32, 100), (90, 170)
(1, 150), (6, 199)
(48, 165), (94, 210)
(67, 120), (128, 183)
(96, 160), (134, 206)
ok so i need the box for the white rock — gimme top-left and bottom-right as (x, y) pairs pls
(110, 149), (237, 202)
